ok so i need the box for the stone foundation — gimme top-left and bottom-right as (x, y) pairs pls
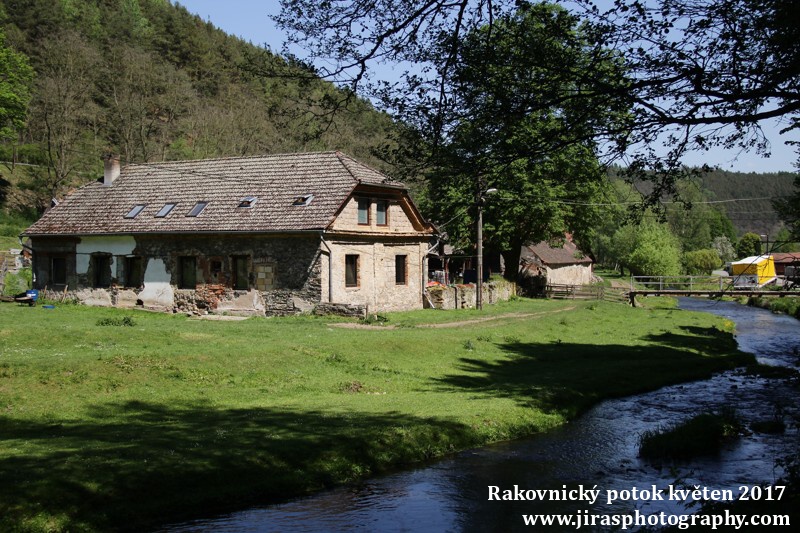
(425, 280), (516, 309)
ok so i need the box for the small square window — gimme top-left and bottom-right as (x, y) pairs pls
(187, 201), (208, 217)
(239, 196), (258, 208)
(357, 198), (370, 225)
(376, 201), (388, 226)
(125, 204), (146, 219)
(156, 203), (176, 218)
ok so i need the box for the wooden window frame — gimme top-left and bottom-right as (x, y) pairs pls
(124, 256), (144, 288)
(395, 254), (407, 285)
(376, 200), (389, 226)
(357, 198), (370, 225)
(345, 254), (360, 288)
(232, 255), (250, 290)
(178, 256), (197, 289)
(50, 256), (67, 285)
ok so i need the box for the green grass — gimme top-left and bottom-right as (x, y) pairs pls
(0, 298), (754, 531)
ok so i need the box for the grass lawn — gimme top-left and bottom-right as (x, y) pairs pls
(0, 297), (753, 531)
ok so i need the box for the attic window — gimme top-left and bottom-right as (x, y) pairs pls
(293, 194), (314, 206)
(155, 203), (176, 218)
(125, 204), (146, 219)
(187, 201), (208, 217)
(238, 196), (258, 208)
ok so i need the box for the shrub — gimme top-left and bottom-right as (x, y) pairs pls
(96, 316), (136, 327)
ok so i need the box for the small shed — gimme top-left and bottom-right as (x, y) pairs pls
(519, 239), (593, 287)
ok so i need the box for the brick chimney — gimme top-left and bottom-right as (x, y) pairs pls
(102, 154), (120, 186)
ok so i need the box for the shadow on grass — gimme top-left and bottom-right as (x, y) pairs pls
(435, 328), (753, 419)
(0, 402), (478, 532)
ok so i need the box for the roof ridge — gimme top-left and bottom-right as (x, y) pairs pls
(123, 151), (343, 170)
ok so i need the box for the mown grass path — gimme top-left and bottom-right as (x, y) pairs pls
(0, 298), (753, 531)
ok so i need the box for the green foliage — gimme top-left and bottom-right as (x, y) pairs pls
(96, 316), (136, 327)
(775, 176), (800, 241)
(736, 232), (763, 258)
(0, 0), (398, 214)
(683, 248), (722, 275)
(611, 219), (683, 276)
(0, 27), (33, 141)
(1, 267), (30, 295)
(711, 235), (737, 263)
(774, 227), (800, 253)
(424, 4), (626, 274)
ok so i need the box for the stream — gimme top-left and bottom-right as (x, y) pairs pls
(162, 299), (799, 532)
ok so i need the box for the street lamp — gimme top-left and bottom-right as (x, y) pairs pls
(760, 234), (769, 255)
(476, 187), (498, 310)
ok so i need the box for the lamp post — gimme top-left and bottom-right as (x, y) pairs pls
(760, 234), (769, 255)
(476, 187), (497, 310)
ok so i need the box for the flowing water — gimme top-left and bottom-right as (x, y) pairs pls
(162, 299), (799, 532)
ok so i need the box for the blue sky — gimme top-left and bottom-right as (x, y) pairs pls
(179, 0), (798, 173)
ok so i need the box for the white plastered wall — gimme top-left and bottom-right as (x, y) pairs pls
(75, 236), (136, 275)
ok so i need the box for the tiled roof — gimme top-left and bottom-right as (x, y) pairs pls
(771, 252), (800, 264)
(522, 240), (592, 266)
(24, 151), (404, 236)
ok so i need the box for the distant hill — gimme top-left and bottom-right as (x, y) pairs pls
(698, 169), (797, 237)
(0, 0), (397, 214)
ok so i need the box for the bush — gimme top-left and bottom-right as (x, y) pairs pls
(96, 316), (136, 327)
(683, 248), (722, 274)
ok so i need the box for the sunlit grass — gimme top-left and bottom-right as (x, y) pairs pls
(0, 298), (753, 531)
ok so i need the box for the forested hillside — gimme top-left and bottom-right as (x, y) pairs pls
(698, 169), (797, 237)
(0, 0), (396, 217)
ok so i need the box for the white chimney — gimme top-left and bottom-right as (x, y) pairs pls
(102, 154), (120, 186)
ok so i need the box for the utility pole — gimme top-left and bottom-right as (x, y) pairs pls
(476, 186), (497, 310)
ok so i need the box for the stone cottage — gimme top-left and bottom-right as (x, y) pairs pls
(22, 152), (436, 315)
(519, 237), (594, 293)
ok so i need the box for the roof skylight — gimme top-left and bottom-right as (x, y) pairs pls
(125, 204), (146, 219)
(238, 196), (258, 208)
(292, 194), (314, 206)
(187, 201), (208, 217)
(155, 203), (176, 218)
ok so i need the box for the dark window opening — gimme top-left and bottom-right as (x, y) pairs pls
(125, 257), (144, 288)
(187, 201), (208, 217)
(51, 257), (67, 285)
(292, 194), (314, 206)
(91, 255), (112, 288)
(179, 256), (197, 289)
(210, 259), (223, 283)
(156, 203), (176, 217)
(345, 254), (360, 287)
(232, 256), (249, 290)
(357, 198), (370, 225)
(376, 200), (388, 226)
(125, 204), (146, 219)
(238, 196), (257, 208)
(395, 255), (407, 285)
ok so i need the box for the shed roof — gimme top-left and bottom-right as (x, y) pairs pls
(522, 240), (592, 267)
(24, 151), (408, 236)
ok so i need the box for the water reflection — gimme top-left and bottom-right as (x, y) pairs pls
(162, 299), (798, 532)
